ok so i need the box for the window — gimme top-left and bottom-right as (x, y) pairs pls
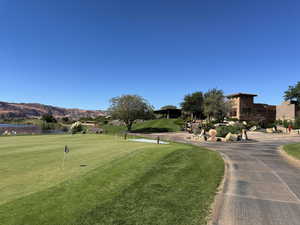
(230, 109), (237, 116)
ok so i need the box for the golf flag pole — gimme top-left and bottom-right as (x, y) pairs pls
(62, 145), (69, 169)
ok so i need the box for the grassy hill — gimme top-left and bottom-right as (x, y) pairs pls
(0, 134), (223, 225)
(103, 118), (184, 134)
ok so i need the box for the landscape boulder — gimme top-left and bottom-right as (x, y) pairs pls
(228, 121), (238, 126)
(208, 129), (217, 142)
(249, 126), (258, 131)
(266, 128), (274, 133)
(225, 132), (238, 142)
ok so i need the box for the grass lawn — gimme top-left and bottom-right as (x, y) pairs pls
(103, 118), (184, 134)
(283, 143), (300, 160)
(0, 134), (224, 225)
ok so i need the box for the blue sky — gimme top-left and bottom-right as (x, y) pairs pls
(1, 0), (300, 110)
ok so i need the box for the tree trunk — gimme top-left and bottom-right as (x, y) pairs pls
(126, 121), (133, 131)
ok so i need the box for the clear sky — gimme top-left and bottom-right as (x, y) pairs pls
(1, 0), (300, 110)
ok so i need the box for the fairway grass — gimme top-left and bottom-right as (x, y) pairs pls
(0, 134), (224, 225)
(283, 143), (300, 160)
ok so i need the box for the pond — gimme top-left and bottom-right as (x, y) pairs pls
(0, 124), (36, 128)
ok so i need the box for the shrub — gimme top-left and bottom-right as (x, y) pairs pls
(70, 121), (84, 134)
(265, 123), (276, 129)
(216, 125), (242, 137)
(283, 120), (288, 128)
(246, 121), (259, 129)
(202, 122), (215, 131)
(294, 117), (300, 129)
(226, 118), (239, 122)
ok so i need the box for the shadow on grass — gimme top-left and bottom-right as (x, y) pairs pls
(131, 127), (170, 134)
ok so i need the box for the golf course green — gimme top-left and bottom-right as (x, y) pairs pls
(0, 134), (224, 225)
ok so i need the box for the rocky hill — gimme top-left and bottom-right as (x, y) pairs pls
(0, 101), (106, 120)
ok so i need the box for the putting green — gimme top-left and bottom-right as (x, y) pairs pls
(0, 134), (224, 225)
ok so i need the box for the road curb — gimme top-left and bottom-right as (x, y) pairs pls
(207, 152), (229, 225)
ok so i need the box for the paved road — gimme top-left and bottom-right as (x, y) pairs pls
(205, 139), (300, 225)
(139, 132), (300, 225)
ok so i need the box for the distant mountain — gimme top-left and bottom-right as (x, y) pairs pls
(0, 101), (106, 120)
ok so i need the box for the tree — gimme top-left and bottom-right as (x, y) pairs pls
(284, 81), (300, 104)
(41, 114), (57, 123)
(108, 95), (154, 131)
(203, 89), (229, 122)
(180, 92), (204, 119)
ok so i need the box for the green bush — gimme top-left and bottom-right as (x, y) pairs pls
(246, 121), (259, 129)
(41, 114), (57, 123)
(216, 125), (242, 137)
(294, 117), (300, 129)
(265, 123), (276, 129)
(226, 118), (239, 122)
(283, 120), (290, 128)
(203, 122), (215, 131)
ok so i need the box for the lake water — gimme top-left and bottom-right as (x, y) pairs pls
(0, 124), (36, 128)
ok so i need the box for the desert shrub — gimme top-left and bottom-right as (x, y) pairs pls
(216, 125), (242, 137)
(226, 117), (239, 122)
(246, 121), (259, 129)
(70, 121), (84, 134)
(203, 122), (215, 131)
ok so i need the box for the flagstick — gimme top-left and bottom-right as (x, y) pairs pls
(62, 151), (66, 170)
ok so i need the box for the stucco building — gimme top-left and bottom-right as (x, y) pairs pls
(227, 93), (276, 122)
(276, 100), (300, 121)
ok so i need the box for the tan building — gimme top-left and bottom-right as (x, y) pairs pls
(276, 100), (300, 121)
(227, 93), (276, 122)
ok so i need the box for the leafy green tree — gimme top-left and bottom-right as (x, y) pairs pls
(41, 114), (57, 123)
(108, 95), (154, 131)
(62, 117), (69, 123)
(180, 92), (204, 119)
(203, 89), (229, 122)
(284, 81), (300, 103)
